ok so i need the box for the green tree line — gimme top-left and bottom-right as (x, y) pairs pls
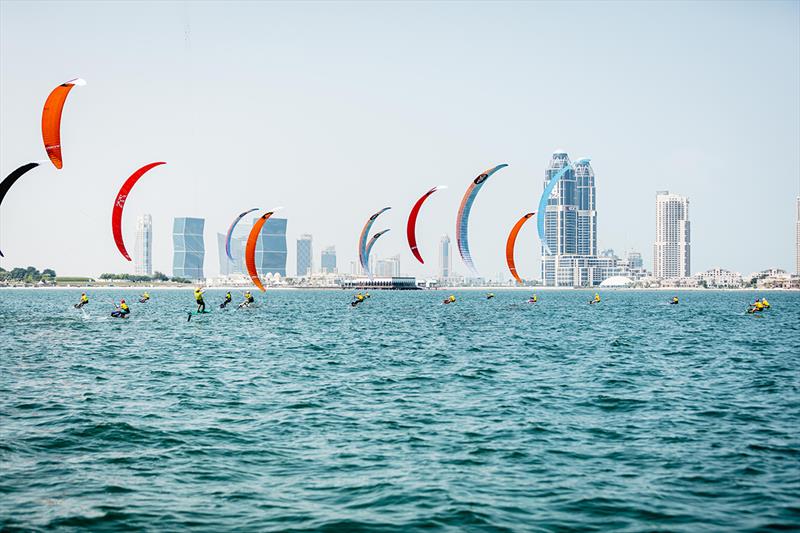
(0, 266), (57, 283)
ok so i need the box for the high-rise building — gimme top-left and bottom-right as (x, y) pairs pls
(796, 197), (799, 274)
(217, 232), (246, 276)
(654, 191), (691, 279)
(134, 214), (153, 275)
(173, 217), (205, 279)
(296, 234), (313, 276)
(375, 254), (400, 277)
(575, 159), (597, 256)
(253, 217), (287, 276)
(541, 152), (611, 286)
(321, 246), (337, 273)
(627, 251), (643, 270)
(438, 235), (451, 279)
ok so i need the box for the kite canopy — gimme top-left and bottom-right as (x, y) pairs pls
(537, 158), (589, 255)
(406, 186), (446, 264)
(245, 209), (280, 291)
(506, 212), (535, 284)
(41, 78), (86, 169)
(225, 208), (259, 261)
(364, 229), (390, 278)
(111, 162), (166, 261)
(0, 162), (41, 257)
(456, 164), (508, 276)
(358, 207), (391, 273)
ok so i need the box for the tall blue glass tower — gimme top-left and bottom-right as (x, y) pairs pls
(253, 217), (287, 277)
(173, 217), (205, 279)
(541, 152), (600, 286)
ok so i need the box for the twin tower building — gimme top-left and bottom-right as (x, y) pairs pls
(541, 151), (690, 286)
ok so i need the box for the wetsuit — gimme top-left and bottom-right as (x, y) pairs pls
(75, 294), (89, 309)
(220, 292), (232, 308)
(111, 302), (130, 318)
(239, 292), (254, 309)
(195, 289), (206, 313)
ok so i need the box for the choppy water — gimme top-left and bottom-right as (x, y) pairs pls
(1, 288), (798, 531)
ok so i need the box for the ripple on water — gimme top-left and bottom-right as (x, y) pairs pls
(1, 289), (799, 530)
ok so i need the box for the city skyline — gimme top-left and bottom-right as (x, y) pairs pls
(1, 2), (798, 278)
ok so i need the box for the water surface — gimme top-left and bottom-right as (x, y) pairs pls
(1, 289), (798, 531)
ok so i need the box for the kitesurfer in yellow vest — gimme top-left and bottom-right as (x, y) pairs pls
(761, 297), (770, 309)
(194, 288), (206, 313)
(672, 296), (679, 305)
(140, 291), (150, 303)
(443, 295), (456, 304)
(238, 291), (255, 309)
(220, 291), (232, 309)
(487, 293), (495, 299)
(351, 293), (365, 307)
(111, 299), (130, 318)
(590, 293), (601, 304)
(529, 294), (538, 303)
(75, 292), (89, 309)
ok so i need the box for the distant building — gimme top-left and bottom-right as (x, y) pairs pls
(375, 254), (400, 277)
(296, 234), (313, 276)
(796, 196), (799, 274)
(134, 214), (153, 276)
(627, 251), (643, 270)
(438, 235), (451, 279)
(217, 232), (246, 276)
(695, 268), (742, 288)
(173, 217), (205, 279)
(541, 152), (611, 286)
(654, 191), (690, 279)
(251, 217), (287, 277)
(321, 246), (337, 274)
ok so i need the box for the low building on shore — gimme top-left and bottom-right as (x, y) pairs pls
(694, 268), (743, 288)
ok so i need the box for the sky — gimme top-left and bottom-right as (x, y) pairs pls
(1, 0), (798, 278)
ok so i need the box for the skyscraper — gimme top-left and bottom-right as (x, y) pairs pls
(654, 191), (691, 279)
(541, 152), (611, 286)
(438, 235), (451, 279)
(253, 217), (287, 276)
(321, 246), (337, 273)
(173, 217), (205, 279)
(575, 159), (597, 256)
(217, 232), (246, 276)
(296, 234), (313, 276)
(134, 214), (153, 276)
(542, 151), (577, 257)
(796, 197), (799, 274)
(375, 254), (401, 277)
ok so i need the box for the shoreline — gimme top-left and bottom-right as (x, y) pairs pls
(0, 285), (795, 292)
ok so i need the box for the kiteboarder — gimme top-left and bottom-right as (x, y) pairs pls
(74, 292), (89, 309)
(589, 293), (601, 305)
(761, 297), (770, 309)
(139, 291), (150, 303)
(443, 295), (456, 305)
(238, 291), (255, 309)
(670, 296), (679, 305)
(748, 298), (765, 314)
(111, 299), (130, 318)
(220, 291), (233, 309)
(194, 288), (206, 313)
(486, 293), (495, 299)
(351, 293), (366, 307)
(528, 294), (538, 304)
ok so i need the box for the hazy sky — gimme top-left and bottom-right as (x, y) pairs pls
(1, 0), (798, 278)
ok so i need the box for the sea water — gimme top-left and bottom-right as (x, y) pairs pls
(1, 289), (798, 531)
